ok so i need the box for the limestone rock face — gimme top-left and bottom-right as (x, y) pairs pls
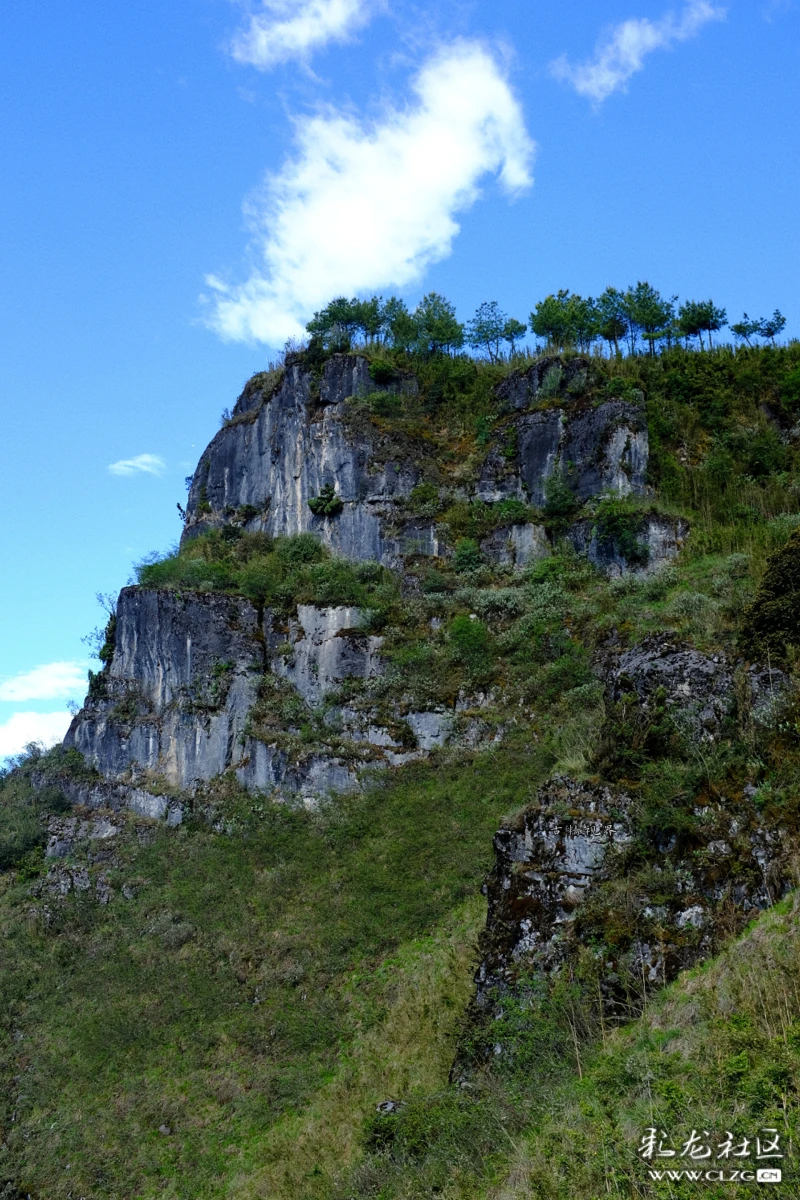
(461, 773), (793, 1070)
(64, 587), (264, 789)
(473, 778), (633, 1013)
(608, 634), (736, 740)
(62, 585), (456, 812)
(184, 356), (421, 566)
(476, 399), (648, 506)
(267, 604), (384, 705)
(184, 353), (654, 569)
(567, 514), (689, 576)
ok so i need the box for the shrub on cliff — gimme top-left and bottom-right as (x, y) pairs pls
(740, 526), (800, 659)
(136, 531), (398, 617)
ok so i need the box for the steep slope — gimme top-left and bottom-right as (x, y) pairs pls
(3, 341), (800, 1199)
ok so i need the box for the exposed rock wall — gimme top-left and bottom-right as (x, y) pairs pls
(466, 773), (793, 1049)
(63, 585), (457, 810)
(64, 587), (263, 790)
(184, 353), (658, 569)
(184, 356), (421, 565)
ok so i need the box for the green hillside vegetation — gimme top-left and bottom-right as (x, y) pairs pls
(3, 338), (800, 1198)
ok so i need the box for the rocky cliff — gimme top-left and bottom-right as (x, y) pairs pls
(60, 351), (687, 816)
(184, 353), (677, 571)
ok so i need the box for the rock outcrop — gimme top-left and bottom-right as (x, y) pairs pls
(184, 356), (422, 566)
(184, 353), (663, 570)
(63, 585), (457, 810)
(60, 353), (687, 815)
(465, 773), (793, 1064)
(65, 587), (264, 790)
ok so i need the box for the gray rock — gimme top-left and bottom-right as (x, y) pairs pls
(65, 587), (263, 790)
(478, 399), (648, 509)
(235, 739), (357, 806)
(184, 354), (651, 571)
(472, 778), (633, 1011)
(268, 605), (383, 704)
(748, 663), (791, 726)
(609, 635), (735, 740)
(184, 355), (422, 566)
(480, 522), (550, 567)
(567, 514), (688, 576)
(406, 710), (453, 750)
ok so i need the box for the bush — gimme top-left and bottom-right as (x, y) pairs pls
(308, 483), (344, 517)
(453, 538), (483, 572)
(136, 531), (398, 616)
(740, 526), (800, 659)
(543, 470), (579, 519)
(368, 359), (398, 385)
(594, 497), (650, 566)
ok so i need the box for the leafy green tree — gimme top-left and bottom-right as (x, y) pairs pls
(730, 313), (761, 347)
(503, 317), (527, 356)
(698, 300), (727, 348)
(759, 310), (787, 345)
(354, 296), (384, 342)
(466, 301), (507, 362)
(306, 296), (362, 348)
(414, 293), (464, 355)
(678, 299), (727, 350)
(677, 299), (704, 348)
(382, 297), (418, 351)
(568, 294), (599, 353)
(597, 287), (628, 357)
(625, 281), (675, 356)
(530, 290), (574, 351)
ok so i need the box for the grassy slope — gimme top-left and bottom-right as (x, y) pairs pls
(0, 743), (549, 1199)
(3, 343), (800, 1198)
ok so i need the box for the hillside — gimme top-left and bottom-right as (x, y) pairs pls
(2, 339), (800, 1198)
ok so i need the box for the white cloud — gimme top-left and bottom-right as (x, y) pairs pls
(551, 1), (726, 104)
(207, 42), (535, 344)
(0, 661), (89, 703)
(108, 453), (166, 477)
(231, 0), (374, 69)
(0, 711), (73, 760)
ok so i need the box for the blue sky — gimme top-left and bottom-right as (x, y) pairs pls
(1, 0), (798, 756)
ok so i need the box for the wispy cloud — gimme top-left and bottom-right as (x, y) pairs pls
(231, 0), (375, 69)
(207, 42), (535, 345)
(551, 0), (726, 104)
(108, 453), (165, 477)
(0, 661), (88, 703)
(0, 711), (73, 759)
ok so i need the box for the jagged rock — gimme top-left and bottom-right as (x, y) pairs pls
(748, 662), (791, 725)
(461, 773), (794, 1072)
(494, 356), (596, 412)
(567, 513), (688, 576)
(64, 585), (455, 806)
(185, 354), (652, 570)
(32, 770), (185, 825)
(184, 355), (422, 565)
(480, 522), (550, 567)
(65, 587), (264, 790)
(608, 634), (735, 740)
(268, 604), (383, 705)
(477, 399), (647, 507)
(45, 813), (121, 859)
(235, 741), (358, 805)
(405, 710), (452, 750)
(472, 778), (633, 1012)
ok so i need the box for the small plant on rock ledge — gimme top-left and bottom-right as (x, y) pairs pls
(308, 483), (344, 517)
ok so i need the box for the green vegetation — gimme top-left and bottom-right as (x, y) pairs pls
(135, 530), (398, 618)
(308, 483), (345, 518)
(5, 340), (800, 1197)
(303, 284), (788, 361)
(0, 738), (549, 1200)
